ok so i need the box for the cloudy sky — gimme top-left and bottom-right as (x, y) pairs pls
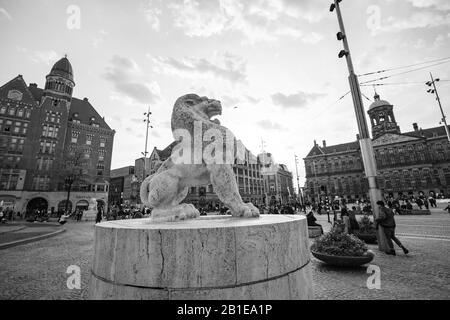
(1, 0), (449, 189)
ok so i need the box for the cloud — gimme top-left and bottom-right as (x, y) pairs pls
(103, 55), (160, 105)
(379, 11), (450, 33)
(149, 52), (247, 83)
(271, 91), (324, 109)
(405, 0), (450, 11)
(148, 0), (325, 43)
(256, 120), (287, 131)
(141, 0), (162, 30)
(0, 7), (12, 20)
(30, 50), (60, 65)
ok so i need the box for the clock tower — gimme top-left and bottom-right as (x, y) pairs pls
(367, 92), (401, 139)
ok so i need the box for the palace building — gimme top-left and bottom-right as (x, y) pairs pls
(0, 57), (115, 217)
(304, 92), (450, 203)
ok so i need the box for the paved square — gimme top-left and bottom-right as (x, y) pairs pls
(0, 210), (449, 300)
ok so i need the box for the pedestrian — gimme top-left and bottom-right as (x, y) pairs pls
(375, 201), (409, 255)
(349, 206), (360, 233)
(340, 206), (348, 220)
(416, 198), (423, 210)
(444, 202), (450, 213)
(58, 213), (68, 225)
(96, 207), (103, 223)
(306, 211), (323, 234)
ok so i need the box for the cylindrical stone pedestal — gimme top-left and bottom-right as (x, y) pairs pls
(89, 215), (313, 300)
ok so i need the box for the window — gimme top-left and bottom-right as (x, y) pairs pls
(86, 134), (93, 145)
(98, 149), (106, 161)
(9, 138), (17, 151)
(92, 123), (100, 128)
(71, 131), (79, 143)
(8, 107), (16, 116)
(17, 109), (24, 117)
(0, 106), (6, 114)
(84, 148), (91, 159)
(25, 109), (31, 118)
(99, 137), (106, 148)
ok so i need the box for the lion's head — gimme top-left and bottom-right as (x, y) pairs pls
(174, 94), (222, 124)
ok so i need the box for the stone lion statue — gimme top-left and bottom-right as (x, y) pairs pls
(140, 94), (260, 222)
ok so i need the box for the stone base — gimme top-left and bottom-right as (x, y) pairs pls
(89, 215), (313, 300)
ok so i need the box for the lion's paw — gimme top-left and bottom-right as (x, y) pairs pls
(233, 203), (260, 218)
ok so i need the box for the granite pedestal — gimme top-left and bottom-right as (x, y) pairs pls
(89, 215), (313, 300)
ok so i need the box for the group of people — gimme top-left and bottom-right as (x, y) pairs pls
(0, 207), (19, 223)
(305, 198), (410, 256)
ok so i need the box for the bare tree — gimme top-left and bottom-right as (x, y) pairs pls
(55, 146), (92, 214)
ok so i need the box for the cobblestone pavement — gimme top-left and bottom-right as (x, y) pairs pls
(0, 213), (448, 300)
(0, 223), (62, 245)
(312, 210), (450, 299)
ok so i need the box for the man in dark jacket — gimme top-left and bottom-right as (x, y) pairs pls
(376, 201), (409, 255)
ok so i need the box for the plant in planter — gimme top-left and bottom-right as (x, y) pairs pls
(310, 221), (374, 267)
(354, 214), (378, 244)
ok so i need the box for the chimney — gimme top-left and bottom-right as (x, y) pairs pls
(29, 83), (37, 88)
(314, 140), (317, 147)
(356, 134), (360, 140)
(413, 123), (418, 131)
(83, 97), (89, 102)
(322, 140), (326, 148)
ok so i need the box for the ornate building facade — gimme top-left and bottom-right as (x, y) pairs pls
(304, 93), (450, 202)
(0, 57), (115, 216)
(258, 152), (295, 205)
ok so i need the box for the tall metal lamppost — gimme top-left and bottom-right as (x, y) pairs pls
(141, 107), (153, 190)
(294, 154), (303, 208)
(330, 0), (388, 250)
(426, 73), (450, 143)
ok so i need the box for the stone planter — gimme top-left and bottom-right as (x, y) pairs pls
(355, 232), (378, 244)
(311, 250), (374, 267)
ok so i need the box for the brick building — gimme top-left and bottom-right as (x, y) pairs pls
(0, 57), (115, 217)
(304, 93), (450, 203)
(109, 166), (139, 207)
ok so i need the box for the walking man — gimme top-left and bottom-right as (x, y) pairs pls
(376, 201), (409, 255)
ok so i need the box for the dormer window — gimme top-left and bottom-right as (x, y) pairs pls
(90, 116), (95, 122)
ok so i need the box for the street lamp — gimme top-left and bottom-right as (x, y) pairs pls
(426, 73), (450, 142)
(142, 107), (153, 182)
(294, 154), (303, 208)
(330, 0), (387, 250)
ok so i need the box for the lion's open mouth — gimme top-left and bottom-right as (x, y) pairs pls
(208, 102), (222, 121)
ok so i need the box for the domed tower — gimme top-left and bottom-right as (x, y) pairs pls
(43, 56), (75, 103)
(367, 92), (400, 139)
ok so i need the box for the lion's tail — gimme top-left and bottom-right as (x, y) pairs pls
(140, 173), (154, 207)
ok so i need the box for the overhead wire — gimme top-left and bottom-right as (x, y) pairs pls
(358, 56), (450, 77)
(359, 60), (450, 85)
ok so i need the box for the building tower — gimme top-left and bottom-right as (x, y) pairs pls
(367, 92), (401, 139)
(25, 57), (76, 191)
(43, 56), (75, 105)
